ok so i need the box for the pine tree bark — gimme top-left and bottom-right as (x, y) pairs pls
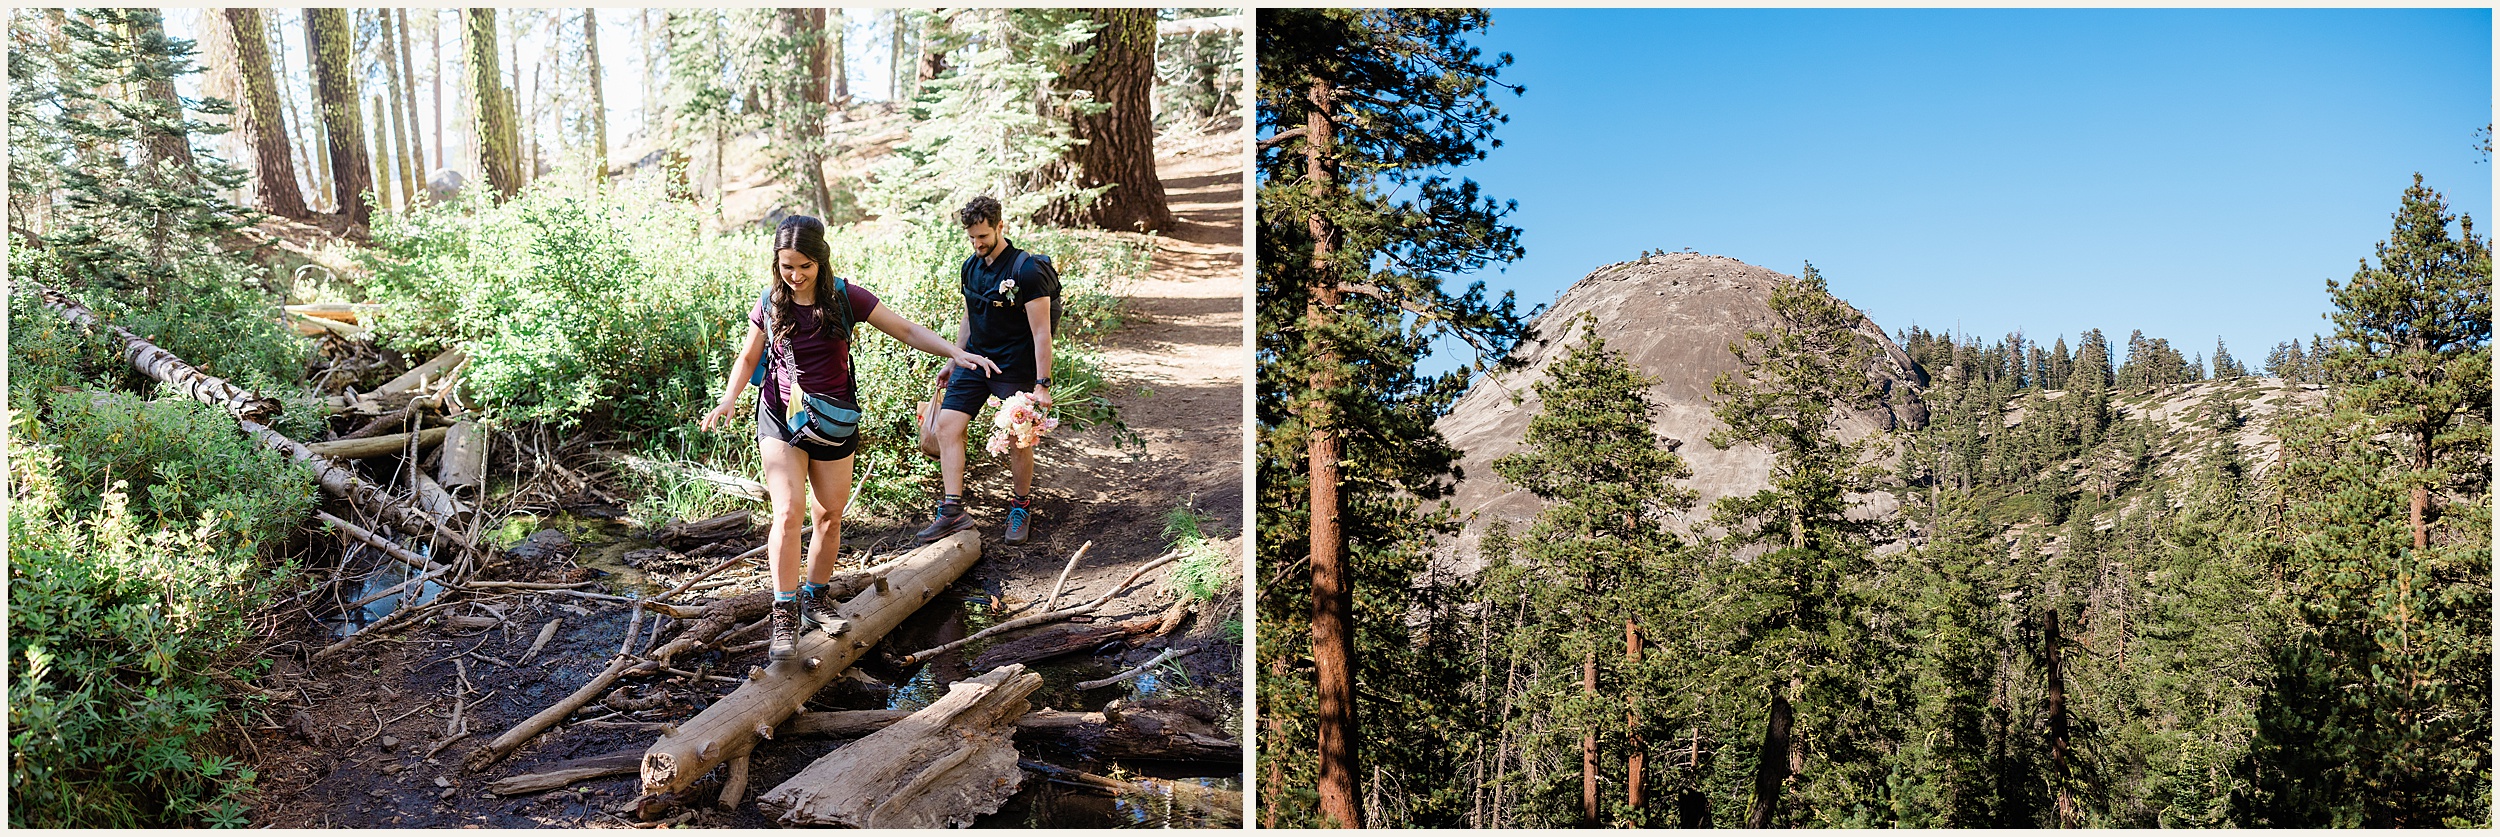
(378, 10), (416, 207)
(1302, 78), (1360, 831)
(431, 11), (444, 171)
(916, 12), (945, 86)
(778, 8), (835, 218)
(888, 11), (908, 104)
(464, 9), (523, 200)
(304, 8), (371, 226)
(369, 92), (396, 211)
(394, 9), (427, 186)
(1627, 620), (1645, 820)
(1582, 649), (1600, 827)
(1745, 691), (1792, 828)
(274, 11), (328, 211)
(584, 7), (608, 181)
(213, 8), (311, 220)
(1044, 9), (1174, 232)
(829, 8), (848, 103)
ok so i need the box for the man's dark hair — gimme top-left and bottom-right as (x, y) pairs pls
(956, 196), (1004, 229)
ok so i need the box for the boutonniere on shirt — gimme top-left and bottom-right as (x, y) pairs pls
(996, 277), (1018, 307)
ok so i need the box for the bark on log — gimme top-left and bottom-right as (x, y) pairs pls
(316, 510), (446, 574)
(437, 419), (488, 491)
(30, 285), (283, 420)
(757, 664), (1041, 828)
(970, 604), (1183, 672)
(778, 702), (1241, 763)
(654, 511), (758, 551)
(307, 426), (448, 459)
(413, 472), (468, 523)
(900, 550), (1180, 665)
(1020, 760), (1244, 824)
(487, 750), (644, 796)
(639, 531), (982, 797)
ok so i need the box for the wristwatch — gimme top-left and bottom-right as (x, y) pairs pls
(1035, 377), (1053, 388)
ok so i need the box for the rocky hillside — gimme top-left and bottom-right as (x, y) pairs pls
(1435, 253), (1925, 568)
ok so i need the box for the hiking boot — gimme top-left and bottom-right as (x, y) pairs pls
(1002, 502), (1035, 546)
(916, 503), (974, 544)
(767, 598), (799, 662)
(801, 584), (849, 636)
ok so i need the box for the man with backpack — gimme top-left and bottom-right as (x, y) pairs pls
(918, 195), (1060, 546)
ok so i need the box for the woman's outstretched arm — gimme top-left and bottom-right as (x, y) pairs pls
(867, 304), (1003, 376)
(700, 323), (771, 431)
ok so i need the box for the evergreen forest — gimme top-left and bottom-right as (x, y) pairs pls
(1257, 8), (2491, 828)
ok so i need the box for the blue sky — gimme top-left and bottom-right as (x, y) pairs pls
(1429, 8), (2490, 373)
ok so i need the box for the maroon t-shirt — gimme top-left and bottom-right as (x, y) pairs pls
(750, 281), (881, 417)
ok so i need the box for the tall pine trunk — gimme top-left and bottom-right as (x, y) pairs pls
(464, 9), (523, 200)
(1627, 619), (1646, 821)
(888, 11), (906, 105)
(377, 10), (415, 207)
(584, 8), (608, 182)
(304, 8), (371, 226)
(1302, 78), (1360, 830)
(830, 8), (848, 103)
(431, 11), (444, 171)
(1582, 649), (1599, 827)
(1043, 9), (1174, 232)
(369, 92), (395, 211)
(215, 8), (310, 220)
(779, 8), (834, 217)
(1746, 691), (1792, 828)
(394, 9), (426, 185)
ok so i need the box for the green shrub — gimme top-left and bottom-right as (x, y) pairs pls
(7, 391), (314, 827)
(1162, 504), (1234, 602)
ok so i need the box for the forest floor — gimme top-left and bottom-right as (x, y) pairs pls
(237, 132), (1245, 828)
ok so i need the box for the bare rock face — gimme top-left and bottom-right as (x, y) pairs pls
(1435, 253), (1925, 571)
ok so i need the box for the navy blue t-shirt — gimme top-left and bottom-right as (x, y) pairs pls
(960, 241), (1058, 381)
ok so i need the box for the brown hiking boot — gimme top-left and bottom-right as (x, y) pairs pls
(801, 583), (849, 636)
(768, 597), (799, 662)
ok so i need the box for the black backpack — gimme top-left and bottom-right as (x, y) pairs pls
(962, 251), (1063, 333)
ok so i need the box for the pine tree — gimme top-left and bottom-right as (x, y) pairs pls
(2239, 175), (2492, 827)
(1481, 320), (1696, 827)
(1702, 263), (1904, 826)
(1258, 8), (1531, 827)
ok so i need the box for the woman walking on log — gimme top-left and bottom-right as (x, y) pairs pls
(701, 215), (1000, 662)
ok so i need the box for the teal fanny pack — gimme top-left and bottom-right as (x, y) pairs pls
(786, 390), (860, 446)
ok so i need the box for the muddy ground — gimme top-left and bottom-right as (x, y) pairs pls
(235, 137), (1246, 828)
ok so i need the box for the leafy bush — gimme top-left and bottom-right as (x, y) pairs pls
(362, 171), (1149, 515)
(7, 390), (315, 827)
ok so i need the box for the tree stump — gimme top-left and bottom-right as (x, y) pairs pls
(757, 664), (1042, 827)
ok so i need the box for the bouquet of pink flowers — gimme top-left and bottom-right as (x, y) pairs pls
(985, 392), (1059, 455)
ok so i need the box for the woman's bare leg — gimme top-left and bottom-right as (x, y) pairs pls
(759, 436), (811, 593)
(803, 453), (854, 583)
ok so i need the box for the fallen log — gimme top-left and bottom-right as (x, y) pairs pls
(315, 510), (447, 574)
(465, 655), (637, 773)
(413, 472), (469, 523)
(638, 531), (982, 798)
(242, 417), (484, 569)
(28, 283), (281, 420)
(654, 511), (758, 551)
(971, 601), (1187, 672)
(1020, 760), (1244, 825)
(778, 702), (1241, 763)
(900, 549), (1181, 665)
(306, 426), (448, 460)
(487, 750), (644, 796)
(437, 419), (488, 491)
(757, 664), (1041, 828)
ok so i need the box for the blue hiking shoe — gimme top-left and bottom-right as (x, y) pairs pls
(1003, 501), (1035, 546)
